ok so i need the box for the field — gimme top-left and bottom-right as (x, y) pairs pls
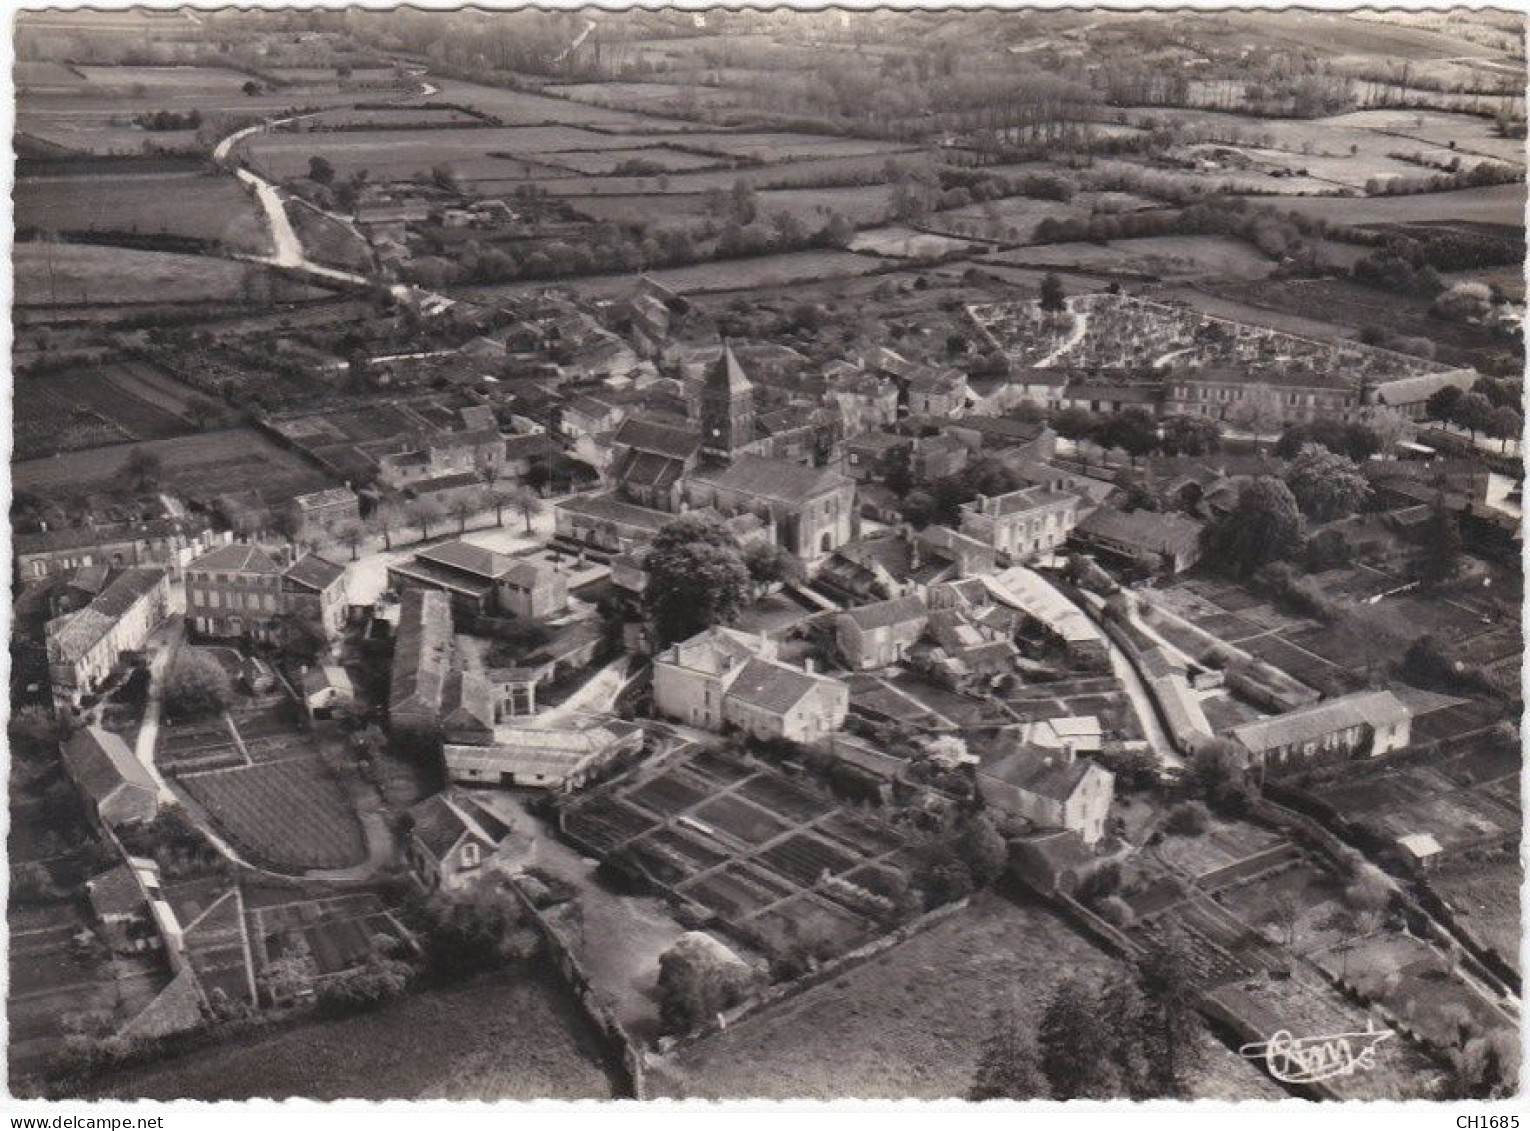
(984, 234), (1277, 281)
(1252, 181), (1527, 229)
(90, 970), (615, 1100)
(14, 360), (204, 458)
(12, 427), (337, 506)
(12, 243), (286, 309)
(650, 889), (1285, 1100)
(850, 226), (982, 260)
(459, 249), (881, 302)
(15, 171), (273, 254)
(1427, 848), (1522, 974)
(563, 746), (910, 959)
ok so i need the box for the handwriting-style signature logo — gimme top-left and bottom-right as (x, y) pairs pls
(1239, 1022), (1395, 1084)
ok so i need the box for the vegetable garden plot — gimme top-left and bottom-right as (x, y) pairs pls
(562, 795), (657, 851)
(737, 774), (835, 823)
(692, 793), (794, 847)
(177, 759), (365, 873)
(759, 833), (860, 888)
(626, 770), (711, 817)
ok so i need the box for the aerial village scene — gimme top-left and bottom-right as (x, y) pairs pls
(6, 3), (1526, 1105)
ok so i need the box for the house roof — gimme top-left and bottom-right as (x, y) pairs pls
(47, 568), (166, 662)
(87, 862), (146, 920)
(952, 415), (1051, 446)
(1077, 507), (1204, 559)
(1230, 691), (1411, 754)
(1370, 369), (1477, 407)
(689, 454), (850, 504)
(969, 486), (1078, 518)
(841, 594), (928, 632)
(284, 553), (345, 592)
(613, 416), (700, 460)
(416, 540), (510, 581)
(15, 515), (209, 558)
(190, 543), (283, 574)
(709, 342), (754, 395)
(302, 663), (355, 698)
(982, 747), (1108, 804)
(727, 658), (838, 716)
(410, 791), (507, 860)
(618, 449), (687, 495)
(63, 726), (157, 805)
(441, 670), (495, 732)
(389, 589), (454, 714)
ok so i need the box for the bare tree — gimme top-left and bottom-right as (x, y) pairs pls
(450, 496), (474, 534)
(510, 486), (543, 535)
(338, 523), (365, 562)
(407, 500), (442, 542)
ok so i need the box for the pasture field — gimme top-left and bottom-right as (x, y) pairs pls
(929, 190), (1159, 242)
(1426, 849), (1522, 975)
(15, 171), (272, 255)
(243, 124), (680, 182)
(570, 184), (895, 229)
(1250, 180), (1527, 229)
(985, 234), (1275, 280)
(426, 77), (702, 132)
(850, 226), (981, 259)
(16, 120), (201, 157)
(1322, 108), (1527, 167)
(650, 889), (1284, 1100)
(660, 130), (913, 163)
(13, 244), (279, 308)
(91, 970), (615, 1100)
(12, 426), (336, 505)
(539, 146), (726, 176)
(295, 106), (488, 130)
(458, 249), (881, 303)
(178, 757), (366, 874)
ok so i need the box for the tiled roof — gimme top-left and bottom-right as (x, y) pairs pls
(48, 568), (166, 662)
(389, 589), (454, 715)
(63, 726), (157, 804)
(1077, 507), (1204, 558)
(189, 543), (282, 575)
(1230, 691), (1411, 754)
(689, 454), (850, 504)
(613, 416), (700, 460)
(727, 658), (835, 716)
(16, 515), (208, 557)
(284, 553), (345, 592)
(841, 594), (928, 632)
(982, 747), (1106, 803)
(417, 540), (509, 581)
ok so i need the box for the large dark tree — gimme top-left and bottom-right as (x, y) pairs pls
(1203, 477), (1304, 577)
(1134, 930), (1205, 1097)
(1284, 444), (1370, 521)
(1160, 414), (1222, 457)
(643, 515), (751, 645)
(970, 1007), (1051, 1100)
(1039, 272), (1067, 313)
(1411, 501), (1463, 590)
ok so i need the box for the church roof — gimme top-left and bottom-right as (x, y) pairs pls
(709, 342), (753, 395)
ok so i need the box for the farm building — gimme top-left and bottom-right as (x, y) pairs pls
(443, 721), (644, 793)
(282, 553), (348, 640)
(978, 745), (1114, 846)
(45, 566), (170, 709)
(983, 567), (1109, 669)
(1365, 369), (1479, 420)
(948, 416), (1057, 460)
(1165, 367), (1359, 424)
(388, 539), (568, 620)
(836, 594), (930, 671)
(685, 455), (856, 564)
(1073, 506), (1206, 574)
(388, 589), (455, 736)
(62, 725), (159, 830)
(1228, 690), (1413, 773)
(958, 487), (1081, 562)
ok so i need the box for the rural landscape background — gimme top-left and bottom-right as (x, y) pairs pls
(8, 4), (1525, 1107)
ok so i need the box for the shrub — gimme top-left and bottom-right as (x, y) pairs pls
(164, 650), (235, 720)
(1164, 801), (1210, 837)
(657, 933), (761, 1033)
(1097, 895), (1136, 928)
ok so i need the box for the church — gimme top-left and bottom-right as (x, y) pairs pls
(555, 344), (856, 566)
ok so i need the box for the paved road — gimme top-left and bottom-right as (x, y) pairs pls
(133, 615), (186, 804)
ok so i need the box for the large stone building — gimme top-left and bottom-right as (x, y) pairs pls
(16, 517), (227, 584)
(652, 626), (849, 743)
(1229, 690), (1412, 773)
(45, 568), (170, 709)
(185, 545), (347, 643)
(958, 487), (1081, 562)
(978, 745), (1115, 846)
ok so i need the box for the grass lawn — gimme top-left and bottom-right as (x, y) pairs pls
(13, 244), (278, 307)
(649, 888), (1283, 1100)
(90, 970), (615, 1101)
